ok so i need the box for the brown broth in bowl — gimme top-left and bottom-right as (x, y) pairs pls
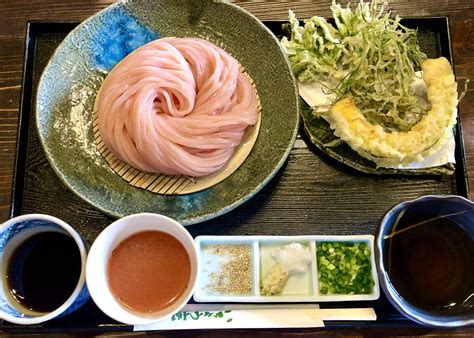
(385, 218), (473, 313)
(107, 230), (191, 313)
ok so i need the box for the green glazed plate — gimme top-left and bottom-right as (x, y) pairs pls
(300, 99), (455, 176)
(36, 0), (299, 225)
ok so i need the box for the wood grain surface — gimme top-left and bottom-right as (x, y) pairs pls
(0, 0), (473, 336)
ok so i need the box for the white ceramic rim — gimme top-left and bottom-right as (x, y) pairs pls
(86, 213), (199, 325)
(0, 213), (87, 325)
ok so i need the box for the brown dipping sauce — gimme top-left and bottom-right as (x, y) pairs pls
(108, 230), (191, 313)
(385, 218), (473, 313)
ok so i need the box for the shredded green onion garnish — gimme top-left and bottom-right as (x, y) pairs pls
(317, 241), (374, 295)
(281, 0), (428, 132)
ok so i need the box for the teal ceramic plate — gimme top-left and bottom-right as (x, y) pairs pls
(36, 0), (299, 225)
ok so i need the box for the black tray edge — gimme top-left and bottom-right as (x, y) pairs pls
(10, 21), (35, 219)
(4, 19), (471, 332)
(446, 17), (471, 197)
(11, 22), (81, 219)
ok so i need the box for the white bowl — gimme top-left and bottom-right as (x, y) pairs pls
(0, 214), (89, 325)
(86, 213), (198, 325)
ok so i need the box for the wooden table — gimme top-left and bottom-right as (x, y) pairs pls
(0, 0), (473, 336)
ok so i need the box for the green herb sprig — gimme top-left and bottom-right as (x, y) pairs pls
(281, 0), (428, 132)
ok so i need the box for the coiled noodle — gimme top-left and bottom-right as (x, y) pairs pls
(97, 37), (259, 177)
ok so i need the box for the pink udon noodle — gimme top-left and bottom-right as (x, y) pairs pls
(97, 37), (259, 177)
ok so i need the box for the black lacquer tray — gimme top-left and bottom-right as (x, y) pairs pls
(2, 18), (469, 333)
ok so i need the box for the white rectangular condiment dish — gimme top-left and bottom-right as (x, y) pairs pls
(193, 235), (380, 303)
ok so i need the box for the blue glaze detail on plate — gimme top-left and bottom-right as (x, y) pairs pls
(91, 6), (158, 70)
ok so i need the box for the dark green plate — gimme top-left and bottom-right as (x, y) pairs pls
(36, 0), (299, 225)
(300, 99), (455, 176)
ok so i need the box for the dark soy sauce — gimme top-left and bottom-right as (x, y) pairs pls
(6, 232), (81, 313)
(385, 218), (474, 313)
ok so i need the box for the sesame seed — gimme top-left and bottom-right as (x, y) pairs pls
(204, 244), (253, 295)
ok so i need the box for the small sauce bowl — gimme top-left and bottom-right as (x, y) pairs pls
(0, 214), (89, 325)
(86, 213), (199, 325)
(375, 195), (474, 327)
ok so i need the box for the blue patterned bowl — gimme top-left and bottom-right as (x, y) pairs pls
(0, 214), (89, 325)
(36, 0), (299, 224)
(375, 195), (474, 327)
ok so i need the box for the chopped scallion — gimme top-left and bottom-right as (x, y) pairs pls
(316, 241), (374, 295)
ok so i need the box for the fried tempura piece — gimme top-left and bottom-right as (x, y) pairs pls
(326, 57), (458, 167)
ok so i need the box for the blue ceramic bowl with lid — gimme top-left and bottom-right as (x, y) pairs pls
(375, 195), (474, 328)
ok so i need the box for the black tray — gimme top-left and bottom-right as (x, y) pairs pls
(3, 18), (469, 333)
